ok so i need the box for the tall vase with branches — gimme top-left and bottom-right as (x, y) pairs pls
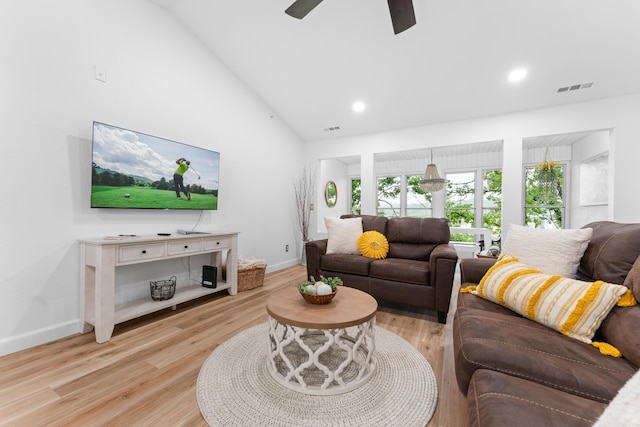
(293, 167), (315, 264)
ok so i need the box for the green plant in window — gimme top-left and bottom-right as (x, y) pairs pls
(525, 164), (564, 228)
(534, 156), (562, 203)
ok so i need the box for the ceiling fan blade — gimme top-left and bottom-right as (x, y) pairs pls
(285, 0), (324, 19)
(387, 0), (416, 34)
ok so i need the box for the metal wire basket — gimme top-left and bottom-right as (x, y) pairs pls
(150, 276), (177, 301)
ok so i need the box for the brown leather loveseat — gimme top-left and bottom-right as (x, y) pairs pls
(453, 221), (640, 426)
(305, 214), (458, 323)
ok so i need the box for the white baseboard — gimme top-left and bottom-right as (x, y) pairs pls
(0, 320), (80, 357)
(266, 258), (303, 273)
(0, 262), (305, 356)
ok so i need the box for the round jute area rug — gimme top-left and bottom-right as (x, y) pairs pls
(197, 323), (438, 426)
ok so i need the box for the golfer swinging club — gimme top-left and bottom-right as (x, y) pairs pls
(174, 158), (191, 200)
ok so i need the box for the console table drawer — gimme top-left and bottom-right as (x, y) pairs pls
(119, 243), (166, 263)
(203, 237), (231, 250)
(167, 240), (203, 255)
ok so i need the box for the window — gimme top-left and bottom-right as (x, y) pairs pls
(350, 178), (361, 214)
(482, 169), (502, 243)
(355, 169), (499, 232)
(377, 176), (401, 217)
(446, 172), (476, 242)
(524, 163), (565, 229)
(406, 175), (432, 218)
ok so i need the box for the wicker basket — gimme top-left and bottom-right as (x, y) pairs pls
(299, 289), (337, 304)
(223, 264), (266, 292)
(150, 276), (176, 301)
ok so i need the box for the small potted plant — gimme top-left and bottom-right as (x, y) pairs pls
(297, 275), (343, 304)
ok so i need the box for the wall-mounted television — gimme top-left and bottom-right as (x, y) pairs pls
(91, 121), (220, 210)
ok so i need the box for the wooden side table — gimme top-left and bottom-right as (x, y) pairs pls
(265, 286), (378, 395)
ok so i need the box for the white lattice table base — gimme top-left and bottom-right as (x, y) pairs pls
(267, 316), (376, 395)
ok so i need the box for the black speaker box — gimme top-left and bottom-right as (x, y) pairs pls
(202, 265), (217, 288)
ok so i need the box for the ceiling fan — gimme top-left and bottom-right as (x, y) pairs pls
(285, 0), (416, 35)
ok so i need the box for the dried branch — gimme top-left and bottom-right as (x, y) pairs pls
(293, 167), (316, 242)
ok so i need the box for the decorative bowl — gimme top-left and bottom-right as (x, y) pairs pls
(299, 288), (337, 305)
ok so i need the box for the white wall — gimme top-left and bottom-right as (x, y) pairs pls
(304, 95), (640, 241)
(0, 0), (303, 355)
(570, 131), (611, 227)
(316, 159), (349, 233)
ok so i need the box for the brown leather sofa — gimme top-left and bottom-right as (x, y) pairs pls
(305, 214), (458, 323)
(453, 221), (640, 426)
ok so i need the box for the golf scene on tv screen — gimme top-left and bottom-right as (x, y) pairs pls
(91, 122), (220, 210)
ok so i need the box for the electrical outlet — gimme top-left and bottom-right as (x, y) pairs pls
(285, 244), (289, 252)
(94, 65), (106, 82)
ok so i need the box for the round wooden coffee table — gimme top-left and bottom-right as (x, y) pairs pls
(265, 286), (377, 395)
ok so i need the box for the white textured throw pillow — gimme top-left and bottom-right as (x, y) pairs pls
(325, 217), (363, 255)
(593, 369), (640, 426)
(502, 224), (593, 277)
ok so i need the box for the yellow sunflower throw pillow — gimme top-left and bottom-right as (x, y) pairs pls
(358, 231), (389, 259)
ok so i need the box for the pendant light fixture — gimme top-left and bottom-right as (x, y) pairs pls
(419, 149), (445, 192)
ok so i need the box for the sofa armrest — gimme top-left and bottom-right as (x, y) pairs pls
(430, 242), (458, 264)
(459, 258), (496, 284)
(430, 243), (459, 320)
(305, 239), (327, 281)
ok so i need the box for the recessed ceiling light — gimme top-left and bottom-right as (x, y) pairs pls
(352, 101), (366, 113)
(508, 68), (527, 83)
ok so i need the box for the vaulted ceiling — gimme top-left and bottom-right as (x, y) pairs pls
(148, 0), (640, 143)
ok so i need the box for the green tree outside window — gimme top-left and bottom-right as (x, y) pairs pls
(524, 164), (564, 228)
(406, 175), (432, 218)
(377, 176), (401, 217)
(446, 172), (475, 242)
(351, 178), (361, 214)
(483, 169), (502, 242)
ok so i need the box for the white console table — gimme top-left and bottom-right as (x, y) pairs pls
(79, 231), (238, 343)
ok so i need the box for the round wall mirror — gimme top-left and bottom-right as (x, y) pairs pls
(325, 181), (337, 207)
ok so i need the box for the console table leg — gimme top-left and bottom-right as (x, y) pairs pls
(94, 245), (116, 343)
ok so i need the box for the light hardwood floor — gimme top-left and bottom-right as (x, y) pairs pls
(0, 265), (467, 427)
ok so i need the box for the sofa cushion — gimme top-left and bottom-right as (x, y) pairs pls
(624, 256), (640, 301)
(320, 253), (374, 276)
(369, 258), (429, 286)
(579, 221), (640, 285)
(386, 217), (450, 261)
(457, 290), (519, 318)
(467, 369), (607, 427)
(325, 216), (363, 255)
(453, 305), (637, 402)
(387, 217), (450, 244)
(502, 223), (592, 277)
(340, 214), (388, 234)
(357, 230), (389, 259)
(474, 254), (628, 344)
(600, 304), (640, 368)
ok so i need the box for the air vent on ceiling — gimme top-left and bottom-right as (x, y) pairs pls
(556, 82), (594, 94)
(324, 126), (341, 132)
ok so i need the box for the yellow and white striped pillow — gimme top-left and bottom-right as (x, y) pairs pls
(474, 254), (630, 344)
